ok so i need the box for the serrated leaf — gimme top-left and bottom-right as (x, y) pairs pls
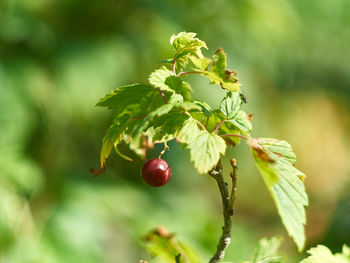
(250, 138), (308, 251)
(199, 49), (241, 92)
(189, 131), (226, 174)
(300, 245), (350, 263)
(170, 32), (208, 72)
(256, 138), (297, 165)
(220, 91), (242, 119)
(151, 111), (189, 143)
(96, 84), (168, 117)
(229, 110), (252, 135)
(100, 114), (130, 166)
(170, 32), (207, 54)
(193, 101), (212, 116)
(189, 55), (212, 70)
(252, 236), (283, 263)
(131, 102), (202, 145)
(177, 117), (201, 145)
(149, 66), (193, 100)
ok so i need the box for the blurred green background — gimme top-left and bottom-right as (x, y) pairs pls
(1, 0), (350, 262)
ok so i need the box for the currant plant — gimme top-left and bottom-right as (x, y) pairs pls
(91, 32), (310, 262)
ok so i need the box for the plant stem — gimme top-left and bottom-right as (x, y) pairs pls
(156, 88), (168, 104)
(213, 119), (228, 133)
(178, 71), (204, 77)
(208, 159), (238, 263)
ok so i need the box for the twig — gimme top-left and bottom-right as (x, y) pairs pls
(178, 71), (204, 77)
(208, 159), (238, 263)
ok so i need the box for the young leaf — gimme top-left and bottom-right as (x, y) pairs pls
(189, 131), (226, 174)
(228, 110), (252, 135)
(170, 32), (207, 55)
(96, 84), (169, 117)
(177, 117), (201, 145)
(249, 138), (308, 251)
(300, 245), (350, 263)
(252, 236), (283, 263)
(170, 32), (208, 71)
(149, 66), (193, 100)
(220, 91), (242, 119)
(202, 49), (241, 92)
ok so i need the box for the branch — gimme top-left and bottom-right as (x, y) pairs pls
(208, 159), (238, 263)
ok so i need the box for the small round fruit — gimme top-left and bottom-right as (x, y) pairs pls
(141, 158), (171, 187)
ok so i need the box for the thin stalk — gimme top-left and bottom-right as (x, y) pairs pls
(208, 159), (238, 263)
(156, 88), (168, 104)
(178, 71), (204, 77)
(213, 119), (228, 134)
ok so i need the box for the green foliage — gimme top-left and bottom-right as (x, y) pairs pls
(143, 227), (201, 263)
(249, 138), (308, 251)
(301, 245), (350, 263)
(94, 32), (308, 254)
(189, 131), (226, 174)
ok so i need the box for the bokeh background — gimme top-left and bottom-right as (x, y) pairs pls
(1, 0), (350, 262)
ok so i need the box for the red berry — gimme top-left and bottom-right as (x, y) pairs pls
(141, 158), (171, 187)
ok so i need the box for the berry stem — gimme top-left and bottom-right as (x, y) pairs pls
(158, 142), (169, 159)
(208, 159), (238, 263)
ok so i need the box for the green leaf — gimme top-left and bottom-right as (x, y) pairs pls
(189, 131), (226, 174)
(252, 236), (283, 263)
(250, 138), (308, 251)
(96, 84), (168, 117)
(100, 114), (130, 166)
(143, 227), (201, 263)
(170, 32), (207, 54)
(170, 32), (208, 71)
(131, 102), (201, 144)
(300, 245), (350, 263)
(220, 91), (242, 119)
(150, 110), (189, 143)
(149, 66), (193, 100)
(189, 55), (212, 70)
(205, 110), (246, 146)
(201, 49), (241, 92)
(193, 101), (212, 116)
(228, 110), (252, 135)
(177, 117), (201, 145)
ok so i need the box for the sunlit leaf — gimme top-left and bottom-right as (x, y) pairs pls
(250, 138), (308, 251)
(300, 245), (350, 263)
(189, 131), (226, 174)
